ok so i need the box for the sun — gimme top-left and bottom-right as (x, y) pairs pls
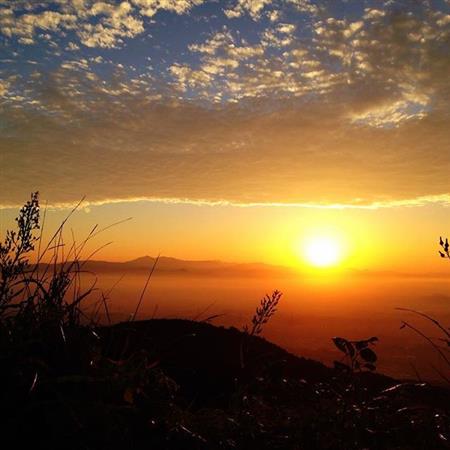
(303, 236), (342, 268)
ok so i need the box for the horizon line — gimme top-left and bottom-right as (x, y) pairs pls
(34, 256), (450, 279)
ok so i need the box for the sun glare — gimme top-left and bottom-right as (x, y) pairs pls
(303, 236), (342, 268)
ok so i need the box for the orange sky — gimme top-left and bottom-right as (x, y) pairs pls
(2, 197), (449, 275)
(1, 1), (449, 279)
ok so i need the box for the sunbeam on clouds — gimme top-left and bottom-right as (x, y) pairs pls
(0, 0), (449, 208)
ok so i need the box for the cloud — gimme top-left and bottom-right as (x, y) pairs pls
(1, 0), (449, 209)
(1, 80), (449, 207)
(132, 0), (205, 17)
(224, 0), (272, 19)
(224, 0), (317, 20)
(0, 8), (77, 40)
(3, 192), (450, 212)
(0, 79), (10, 96)
(0, 0), (205, 49)
(78, 2), (144, 48)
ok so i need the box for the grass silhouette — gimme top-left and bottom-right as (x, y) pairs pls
(0, 193), (449, 449)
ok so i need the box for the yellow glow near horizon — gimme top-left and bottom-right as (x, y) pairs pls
(3, 199), (449, 274)
(302, 236), (343, 268)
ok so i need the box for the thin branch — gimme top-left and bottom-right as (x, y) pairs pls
(430, 363), (450, 385)
(131, 254), (160, 321)
(396, 307), (450, 340)
(401, 320), (450, 367)
(36, 196), (86, 265)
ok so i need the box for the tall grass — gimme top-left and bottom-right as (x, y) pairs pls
(0, 193), (103, 338)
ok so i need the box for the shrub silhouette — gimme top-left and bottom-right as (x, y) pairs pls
(239, 290), (282, 369)
(332, 336), (378, 373)
(439, 236), (450, 260)
(0, 191), (40, 305)
(244, 290), (282, 336)
(0, 192), (100, 337)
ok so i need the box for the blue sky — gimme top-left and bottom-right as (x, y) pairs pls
(0, 0), (449, 208)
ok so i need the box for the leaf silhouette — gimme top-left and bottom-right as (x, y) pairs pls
(332, 337), (348, 354)
(360, 347), (377, 363)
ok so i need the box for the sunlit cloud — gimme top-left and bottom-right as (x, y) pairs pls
(3, 192), (450, 212)
(0, 1), (205, 49)
(1, 0), (449, 208)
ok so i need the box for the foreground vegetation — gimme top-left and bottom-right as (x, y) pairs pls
(0, 194), (449, 449)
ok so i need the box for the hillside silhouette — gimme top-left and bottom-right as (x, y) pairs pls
(4, 317), (450, 450)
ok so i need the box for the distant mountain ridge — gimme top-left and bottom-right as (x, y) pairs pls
(37, 256), (450, 278)
(40, 255), (450, 279)
(45, 256), (295, 277)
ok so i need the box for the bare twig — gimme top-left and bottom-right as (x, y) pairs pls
(396, 307), (450, 340)
(400, 320), (450, 367)
(131, 254), (160, 321)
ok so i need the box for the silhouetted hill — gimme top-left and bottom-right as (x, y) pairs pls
(100, 319), (397, 407)
(4, 318), (450, 450)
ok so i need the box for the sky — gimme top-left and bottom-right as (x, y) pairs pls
(1, 0), (449, 270)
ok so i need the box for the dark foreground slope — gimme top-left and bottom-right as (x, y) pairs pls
(101, 319), (392, 405)
(3, 319), (449, 450)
